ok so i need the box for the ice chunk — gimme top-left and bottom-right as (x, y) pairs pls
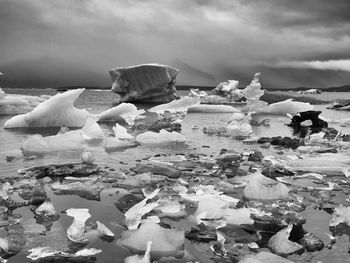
(287, 153), (350, 176)
(330, 206), (350, 227)
(188, 88), (208, 98)
(149, 96), (200, 115)
(66, 208), (91, 243)
(124, 241), (152, 263)
(124, 188), (160, 230)
(4, 89), (90, 128)
(242, 72), (263, 100)
(121, 221), (184, 259)
(223, 208), (254, 225)
(240, 251), (295, 263)
(136, 129), (186, 145)
(22, 118), (103, 155)
(96, 221), (114, 237)
(155, 199), (185, 216)
(268, 224), (305, 256)
(81, 152), (95, 164)
(97, 103), (140, 122)
(243, 171), (289, 200)
(22, 131), (84, 155)
(266, 99), (313, 115)
(81, 117), (104, 140)
(27, 247), (102, 261)
(104, 137), (137, 151)
(188, 104), (241, 113)
(226, 112), (253, 137)
(35, 198), (58, 217)
(104, 123), (136, 151)
(113, 123), (134, 140)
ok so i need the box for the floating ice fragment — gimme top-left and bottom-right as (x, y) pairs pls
(243, 171), (289, 200)
(27, 247), (102, 261)
(113, 123), (134, 140)
(96, 221), (114, 237)
(124, 241), (152, 263)
(82, 117), (104, 140)
(124, 188), (160, 230)
(121, 221), (185, 259)
(66, 208), (91, 243)
(97, 103), (139, 122)
(35, 198), (58, 217)
(149, 96), (200, 115)
(4, 89), (90, 128)
(268, 224), (305, 256)
(242, 72), (263, 100)
(330, 206), (350, 227)
(136, 129), (186, 145)
(81, 152), (95, 164)
(188, 104), (241, 113)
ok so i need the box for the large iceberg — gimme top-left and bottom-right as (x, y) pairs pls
(4, 89), (90, 128)
(109, 64), (179, 103)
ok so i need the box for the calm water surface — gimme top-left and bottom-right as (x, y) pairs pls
(1, 88), (350, 262)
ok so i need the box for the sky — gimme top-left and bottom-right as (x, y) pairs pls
(1, 0), (350, 89)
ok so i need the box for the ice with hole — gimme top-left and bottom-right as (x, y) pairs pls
(66, 208), (91, 243)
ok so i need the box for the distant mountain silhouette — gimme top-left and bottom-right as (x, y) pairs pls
(0, 56), (349, 91)
(172, 59), (217, 86)
(0, 56), (110, 89)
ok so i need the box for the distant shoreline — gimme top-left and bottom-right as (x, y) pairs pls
(2, 84), (349, 92)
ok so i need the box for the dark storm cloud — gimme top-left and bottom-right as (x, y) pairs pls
(1, 0), (350, 87)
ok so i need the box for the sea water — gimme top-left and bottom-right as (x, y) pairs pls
(1, 88), (350, 262)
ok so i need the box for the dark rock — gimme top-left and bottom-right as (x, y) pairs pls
(130, 163), (181, 178)
(248, 151), (264, 162)
(260, 136), (303, 149)
(18, 163), (100, 179)
(224, 168), (248, 178)
(134, 111), (182, 133)
(2, 224), (26, 257)
(216, 151), (241, 169)
(114, 194), (143, 213)
(287, 111), (328, 135)
(262, 165), (294, 180)
(257, 137), (271, 144)
(298, 232), (324, 252)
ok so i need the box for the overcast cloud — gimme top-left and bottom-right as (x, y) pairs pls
(1, 0), (350, 88)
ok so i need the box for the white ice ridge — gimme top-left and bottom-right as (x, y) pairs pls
(4, 89), (145, 128)
(4, 89), (90, 128)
